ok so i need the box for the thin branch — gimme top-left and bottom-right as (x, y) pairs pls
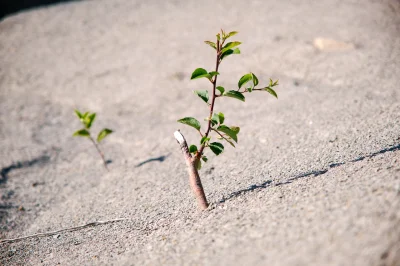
(89, 135), (109, 171)
(0, 218), (129, 244)
(211, 128), (235, 147)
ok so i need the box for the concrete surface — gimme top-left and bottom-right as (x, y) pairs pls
(0, 0), (399, 265)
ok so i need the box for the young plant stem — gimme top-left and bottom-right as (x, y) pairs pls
(89, 135), (109, 171)
(174, 131), (208, 210)
(197, 39), (222, 161)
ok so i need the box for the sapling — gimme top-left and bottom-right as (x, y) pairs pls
(175, 29), (279, 210)
(73, 110), (113, 171)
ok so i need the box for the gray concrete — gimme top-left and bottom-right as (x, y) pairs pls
(0, 0), (399, 265)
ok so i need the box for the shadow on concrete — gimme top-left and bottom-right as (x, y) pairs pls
(0, 0), (81, 20)
(219, 143), (400, 203)
(0, 153), (51, 228)
(135, 153), (171, 168)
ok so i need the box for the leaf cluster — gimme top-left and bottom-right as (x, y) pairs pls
(73, 110), (113, 143)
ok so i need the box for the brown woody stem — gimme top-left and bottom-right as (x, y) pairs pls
(174, 130), (208, 210)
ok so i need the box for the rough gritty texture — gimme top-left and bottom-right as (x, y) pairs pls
(0, 0), (400, 265)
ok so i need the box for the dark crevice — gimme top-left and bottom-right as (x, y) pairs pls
(0, 153), (52, 227)
(0, 0), (82, 20)
(1, 154), (51, 185)
(219, 143), (400, 203)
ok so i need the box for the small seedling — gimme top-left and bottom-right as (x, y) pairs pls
(175, 29), (279, 210)
(73, 110), (113, 171)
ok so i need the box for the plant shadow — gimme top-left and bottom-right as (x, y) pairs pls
(135, 153), (171, 168)
(219, 143), (400, 203)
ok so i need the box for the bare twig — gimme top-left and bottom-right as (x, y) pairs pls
(174, 130), (209, 209)
(0, 218), (128, 244)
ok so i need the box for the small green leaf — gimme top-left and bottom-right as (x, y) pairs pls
(191, 68), (210, 80)
(209, 142), (224, 156)
(73, 129), (90, 137)
(230, 126), (240, 135)
(189, 145), (198, 153)
(74, 110), (83, 119)
(217, 125), (238, 142)
(265, 87), (278, 98)
(220, 48), (240, 60)
(195, 158), (202, 170)
(86, 113), (96, 129)
(225, 31), (238, 39)
(97, 128), (113, 142)
(82, 112), (89, 120)
(216, 86), (225, 94)
(216, 33), (221, 41)
(204, 41), (217, 50)
(232, 48), (240, 54)
(194, 90), (209, 103)
(273, 79), (279, 86)
(201, 156), (208, 162)
(218, 112), (224, 124)
(200, 136), (210, 145)
(251, 73), (259, 86)
(223, 90), (245, 102)
(221, 41), (241, 54)
(247, 87), (253, 93)
(177, 117), (201, 130)
(211, 113), (220, 126)
(208, 71), (219, 79)
(238, 73), (253, 89)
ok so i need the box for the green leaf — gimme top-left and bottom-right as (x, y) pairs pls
(73, 129), (90, 137)
(86, 113), (96, 129)
(216, 86), (225, 94)
(220, 47), (241, 60)
(247, 87), (253, 93)
(82, 112), (89, 120)
(225, 31), (238, 39)
(97, 128), (113, 142)
(238, 73), (253, 89)
(273, 79), (279, 86)
(200, 136), (210, 145)
(217, 112), (224, 124)
(204, 41), (217, 50)
(223, 90), (245, 102)
(74, 110), (83, 119)
(209, 142), (224, 156)
(194, 90), (209, 103)
(208, 71), (219, 79)
(217, 125), (238, 142)
(216, 33), (221, 41)
(232, 48), (240, 54)
(211, 113), (219, 126)
(251, 73), (259, 86)
(265, 87), (278, 98)
(191, 68), (210, 80)
(221, 41), (241, 54)
(177, 117), (201, 130)
(195, 158), (202, 170)
(230, 126), (240, 135)
(189, 144), (198, 153)
(201, 156), (208, 162)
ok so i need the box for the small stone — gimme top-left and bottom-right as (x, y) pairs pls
(53, 234), (60, 239)
(313, 38), (354, 51)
